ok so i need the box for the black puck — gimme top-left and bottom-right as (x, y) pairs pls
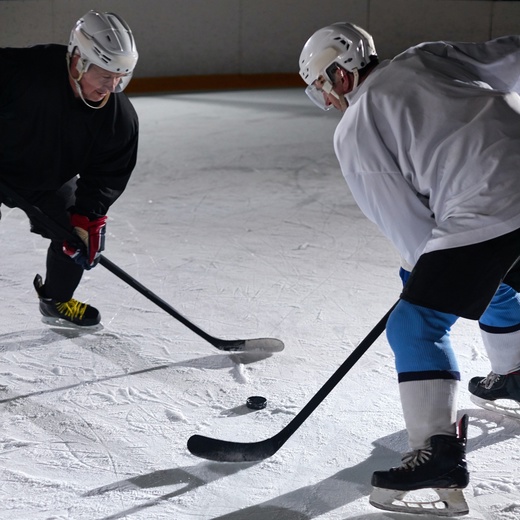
(246, 396), (267, 410)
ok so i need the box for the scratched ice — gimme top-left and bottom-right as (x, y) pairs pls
(0, 89), (518, 519)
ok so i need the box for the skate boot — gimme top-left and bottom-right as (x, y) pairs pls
(469, 372), (520, 419)
(34, 274), (101, 327)
(369, 414), (469, 517)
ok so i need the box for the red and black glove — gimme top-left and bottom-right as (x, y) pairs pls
(63, 214), (107, 270)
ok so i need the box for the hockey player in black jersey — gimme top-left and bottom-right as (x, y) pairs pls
(0, 11), (139, 327)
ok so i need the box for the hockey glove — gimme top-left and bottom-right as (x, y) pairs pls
(63, 214), (107, 270)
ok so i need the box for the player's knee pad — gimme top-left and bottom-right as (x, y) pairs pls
(387, 300), (459, 374)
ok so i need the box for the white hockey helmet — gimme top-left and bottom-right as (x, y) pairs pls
(299, 22), (376, 109)
(68, 10), (138, 92)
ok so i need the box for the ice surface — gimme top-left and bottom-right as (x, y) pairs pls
(0, 89), (518, 519)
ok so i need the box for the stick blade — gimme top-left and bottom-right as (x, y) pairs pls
(244, 338), (284, 352)
(212, 337), (285, 353)
(187, 434), (280, 462)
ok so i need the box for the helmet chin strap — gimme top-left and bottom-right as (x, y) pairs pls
(337, 68), (359, 111)
(351, 68), (360, 90)
(66, 53), (110, 110)
(338, 94), (348, 112)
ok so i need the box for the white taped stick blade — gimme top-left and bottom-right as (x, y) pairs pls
(369, 486), (469, 517)
(243, 338), (284, 352)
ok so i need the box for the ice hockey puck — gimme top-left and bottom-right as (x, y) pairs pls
(246, 396), (267, 410)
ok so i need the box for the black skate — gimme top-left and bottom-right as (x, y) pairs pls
(369, 414), (469, 516)
(469, 372), (520, 419)
(34, 274), (101, 328)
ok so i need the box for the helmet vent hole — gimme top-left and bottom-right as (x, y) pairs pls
(93, 46), (112, 64)
(333, 36), (350, 49)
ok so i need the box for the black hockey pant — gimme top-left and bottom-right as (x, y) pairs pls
(26, 179), (84, 302)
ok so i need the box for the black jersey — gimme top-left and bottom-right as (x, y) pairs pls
(0, 44), (139, 218)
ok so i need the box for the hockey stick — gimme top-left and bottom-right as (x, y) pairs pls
(187, 302), (397, 461)
(98, 256), (283, 352)
(0, 181), (284, 353)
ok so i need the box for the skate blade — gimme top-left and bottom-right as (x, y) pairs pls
(370, 486), (469, 517)
(470, 394), (520, 419)
(41, 316), (104, 332)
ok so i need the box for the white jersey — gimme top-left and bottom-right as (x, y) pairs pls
(334, 36), (520, 267)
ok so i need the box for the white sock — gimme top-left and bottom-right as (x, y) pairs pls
(480, 328), (520, 374)
(399, 379), (458, 450)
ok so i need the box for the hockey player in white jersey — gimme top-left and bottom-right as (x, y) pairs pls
(299, 22), (520, 516)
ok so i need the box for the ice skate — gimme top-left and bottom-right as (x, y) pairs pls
(34, 274), (102, 329)
(369, 415), (469, 516)
(469, 372), (520, 419)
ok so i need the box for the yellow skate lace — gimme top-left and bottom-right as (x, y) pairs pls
(56, 299), (88, 320)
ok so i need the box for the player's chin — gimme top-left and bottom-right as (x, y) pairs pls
(87, 91), (108, 102)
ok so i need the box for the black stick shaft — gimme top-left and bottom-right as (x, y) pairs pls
(188, 302), (397, 461)
(98, 255), (217, 344)
(272, 302), (396, 448)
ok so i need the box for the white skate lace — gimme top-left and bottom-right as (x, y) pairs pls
(395, 447), (433, 471)
(481, 372), (502, 389)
